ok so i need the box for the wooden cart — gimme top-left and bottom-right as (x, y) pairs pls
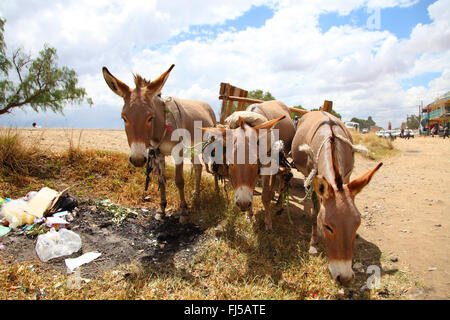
(218, 82), (332, 124)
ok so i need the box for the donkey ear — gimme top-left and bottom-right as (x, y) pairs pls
(102, 67), (130, 98)
(313, 175), (334, 200)
(253, 115), (286, 132)
(200, 127), (227, 138)
(146, 64), (175, 96)
(347, 162), (383, 197)
(238, 116), (246, 129)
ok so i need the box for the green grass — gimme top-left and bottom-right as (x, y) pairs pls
(0, 128), (416, 300)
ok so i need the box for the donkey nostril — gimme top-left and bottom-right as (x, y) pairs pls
(336, 275), (341, 284)
(237, 201), (251, 211)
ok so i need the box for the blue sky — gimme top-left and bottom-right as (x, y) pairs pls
(0, 0), (449, 130)
(319, 0), (434, 39)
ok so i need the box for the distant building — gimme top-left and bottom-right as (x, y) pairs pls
(421, 91), (450, 135)
(370, 126), (382, 132)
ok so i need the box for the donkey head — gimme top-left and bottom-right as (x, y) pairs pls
(313, 162), (382, 286)
(102, 64), (175, 167)
(202, 116), (284, 212)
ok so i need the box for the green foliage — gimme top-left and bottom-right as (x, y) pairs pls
(406, 114), (420, 129)
(0, 19), (11, 76)
(350, 116), (376, 129)
(0, 18), (92, 116)
(247, 89), (275, 101)
(290, 105), (305, 119)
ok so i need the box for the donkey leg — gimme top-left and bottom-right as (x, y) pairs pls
(191, 154), (203, 202)
(214, 174), (220, 193)
(262, 175), (276, 231)
(308, 191), (320, 255)
(175, 163), (188, 223)
(275, 174), (288, 215)
(155, 156), (167, 221)
(193, 163), (202, 202)
(246, 204), (254, 223)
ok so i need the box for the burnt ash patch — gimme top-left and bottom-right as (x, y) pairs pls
(0, 202), (204, 278)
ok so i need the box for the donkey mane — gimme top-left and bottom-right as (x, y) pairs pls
(133, 74), (150, 88)
(319, 114), (344, 191)
(330, 132), (344, 191)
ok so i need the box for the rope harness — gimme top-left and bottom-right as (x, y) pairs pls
(144, 97), (181, 192)
(281, 123), (369, 221)
(144, 97), (217, 192)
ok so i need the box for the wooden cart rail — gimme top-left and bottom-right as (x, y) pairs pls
(218, 82), (332, 124)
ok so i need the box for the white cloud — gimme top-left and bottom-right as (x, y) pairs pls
(1, 0), (449, 130)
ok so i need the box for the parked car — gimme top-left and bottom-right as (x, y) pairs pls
(382, 130), (400, 139)
(376, 130), (385, 137)
(404, 129), (415, 138)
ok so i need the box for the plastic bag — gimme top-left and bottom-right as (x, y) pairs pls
(53, 194), (78, 212)
(35, 228), (82, 262)
(0, 199), (35, 229)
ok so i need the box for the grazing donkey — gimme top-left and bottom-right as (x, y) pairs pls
(291, 111), (382, 286)
(202, 100), (296, 230)
(102, 64), (217, 222)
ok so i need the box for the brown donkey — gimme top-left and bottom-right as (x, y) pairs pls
(102, 64), (217, 222)
(291, 111), (382, 286)
(202, 100), (296, 230)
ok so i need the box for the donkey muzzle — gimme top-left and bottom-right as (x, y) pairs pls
(129, 142), (148, 167)
(235, 186), (253, 212)
(328, 260), (355, 286)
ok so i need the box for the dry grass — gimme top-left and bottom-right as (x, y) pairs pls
(351, 132), (400, 160)
(0, 128), (416, 300)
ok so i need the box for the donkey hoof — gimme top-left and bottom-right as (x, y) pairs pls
(308, 246), (318, 256)
(179, 215), (188, 224)
(155, 213), (164, 221)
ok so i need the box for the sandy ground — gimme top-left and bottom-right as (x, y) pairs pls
(353, 136), (450, 299)
(11, 128), (450, 299)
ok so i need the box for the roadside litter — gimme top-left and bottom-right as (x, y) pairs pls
(65, 251), (102, 272)
(35, 228), (82, 262)
(0, 187), (71, 229)
(1, 187), (77, 232)
(1, 187), (83, 262)
(0, 225), (11, 236)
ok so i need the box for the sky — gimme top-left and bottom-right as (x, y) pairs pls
(0, 0), (449, 130)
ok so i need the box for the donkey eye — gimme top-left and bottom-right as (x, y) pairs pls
(324, 225), (334, 233)
(147, 116), (154, 123)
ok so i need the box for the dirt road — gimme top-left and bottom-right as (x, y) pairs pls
(11, 128), (450, 299)
(353, 136), (449, 299)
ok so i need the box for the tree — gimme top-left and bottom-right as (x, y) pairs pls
(0, 18), (92, 116)
(289, 104), (305, 119)
(350, 116), (376, 130)
(247, 89), (275, 101)
(406, 114), (419, 129)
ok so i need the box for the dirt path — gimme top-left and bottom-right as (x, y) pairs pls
(352, 136), (450, 299)
(9, 128), (450, 299)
